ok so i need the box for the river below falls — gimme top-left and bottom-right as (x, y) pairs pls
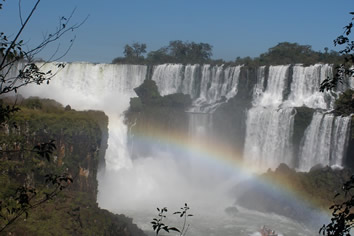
(117, 205), (317, 236)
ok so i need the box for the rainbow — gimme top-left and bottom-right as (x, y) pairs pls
(127, 123), (333, 225)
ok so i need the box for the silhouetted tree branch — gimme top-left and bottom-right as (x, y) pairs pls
(320, 12), (354, 91)
(0, 0), (85, 232)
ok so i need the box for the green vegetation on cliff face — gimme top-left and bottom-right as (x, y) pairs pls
(0, 97), (145, 236)
(236, 164), (353, 224)
(334, 89), (354, 116)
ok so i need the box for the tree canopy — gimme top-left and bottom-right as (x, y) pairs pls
(113, 40), (343, 66)
(112, 40), (213, 65)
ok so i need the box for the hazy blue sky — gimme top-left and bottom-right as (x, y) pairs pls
(1, 0), (353, 63)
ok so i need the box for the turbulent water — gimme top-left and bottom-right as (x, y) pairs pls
(16, 62), (352, 235)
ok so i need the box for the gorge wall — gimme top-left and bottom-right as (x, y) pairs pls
(0, 98), (146, 236)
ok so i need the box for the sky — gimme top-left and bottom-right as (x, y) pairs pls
(0, 0), (353, 63)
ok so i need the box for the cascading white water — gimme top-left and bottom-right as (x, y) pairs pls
(18, 62), (147, 171)
(16, 62), (350, 179)
(330, 115), (351, 167)
(298, 112), (351, 171)
(12, 62), (350, 235)
(257, 65), (289, 107)
(244, 65), (295, 171)
(243, 64), (349, 171)
(252, 66), (266, 105)
(285, 64), (333, 109)
(244, 107), (295, 170)
(151, 64), (242, 112)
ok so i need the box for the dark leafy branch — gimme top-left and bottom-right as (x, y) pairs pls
(319, 175), (354, 236)
(151, 207), (181, 235)
(320, 12), (354, 92)
(0, 140), (56, 162)
(151, 203), (193, 236)
(0, 173), (73, 233)
(0, 0), (88, 97)
(0, 0), (84, 232)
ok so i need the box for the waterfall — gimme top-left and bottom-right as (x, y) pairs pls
(188, 112), (213, 139)
(285, 64), (334, 109)
(19, 62), (147, 171)
(12, 61), (351, 234)
(151, 64), (242, 112)
(15, 62), (351, 173)
(252, 66), (266, 105)
(244, 107), (295, 170)
(242, 64), (350, 171)
(256, 65), (289, 107)
(244, 65), (295, 171)
(298, 113), (351, 171)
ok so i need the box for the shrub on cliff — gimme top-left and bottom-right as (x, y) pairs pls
(334, 89), (354, 116)
(134, 79), (162, 105)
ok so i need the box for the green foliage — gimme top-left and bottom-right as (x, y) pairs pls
(2, 190), (145, 236)
(113, 40), (344, 67)
(237, 165), (352, 222)
(134, 79), (162, 105)
(320, 13), (354, 91)
(259, 42), (335, 65)
(334, 89), (354, 116)
(234, 42), (343, 66)
(320, 175), (354, 236)
(147, 40), (212, 64)
(124, 43), (147, 58)
(21, 97), (63, 112)
(0, 0), (82, 96)
(113, 40), (213, 65)
(0, 97), (110, 233)
(112, 42), (147, 64)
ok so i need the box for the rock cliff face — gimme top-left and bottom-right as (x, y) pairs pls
(124, 79), (192, 158)
(0, 98), (146, 236)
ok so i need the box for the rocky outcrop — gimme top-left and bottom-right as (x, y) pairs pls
(125, 80), (192, 158)
(213, 66), (258, 154)
(235, 164), (352, 226)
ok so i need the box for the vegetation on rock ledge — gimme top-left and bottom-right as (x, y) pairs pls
(0, 97), (145, 236)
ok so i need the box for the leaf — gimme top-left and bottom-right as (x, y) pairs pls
(163, 226), (169, 232)
(168, 227), (180, 232)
